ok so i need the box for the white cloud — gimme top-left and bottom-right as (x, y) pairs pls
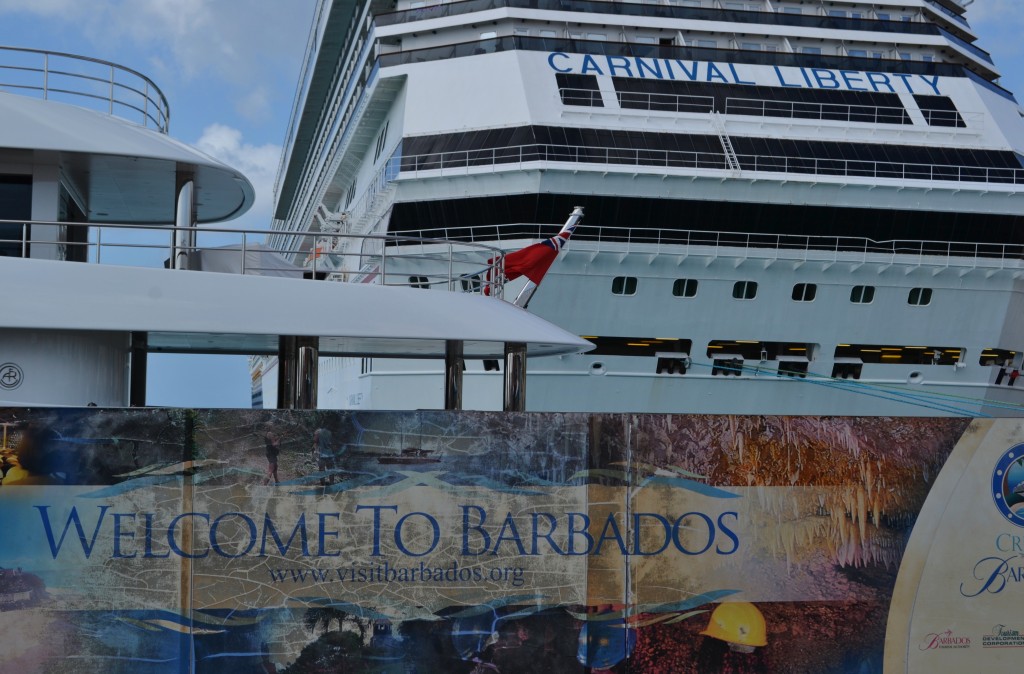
(195, 123), (281, 228)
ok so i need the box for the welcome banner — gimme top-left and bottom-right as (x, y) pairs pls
(0, 409), (1020, 672)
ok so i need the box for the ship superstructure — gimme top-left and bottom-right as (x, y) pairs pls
(266, 0), (1024, 416)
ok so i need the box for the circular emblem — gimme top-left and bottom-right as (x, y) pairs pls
(992, 444), (1024, 527)
(0, 362), (23, 391)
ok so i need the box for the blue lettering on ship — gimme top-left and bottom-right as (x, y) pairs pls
(545, 53), (943, 95)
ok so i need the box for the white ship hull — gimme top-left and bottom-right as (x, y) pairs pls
(264, 0), (1024, 416)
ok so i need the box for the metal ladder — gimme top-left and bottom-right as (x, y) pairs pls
(711, 111), (741, 175)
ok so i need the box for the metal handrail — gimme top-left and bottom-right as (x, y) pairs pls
(397, 222), (1024, 267)
(396, 142), (1024, 185)
(0, 45), (170, 132)
(0, 219), (506, 297)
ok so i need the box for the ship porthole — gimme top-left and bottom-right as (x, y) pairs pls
(908, 371), (924, 385)
(590, 362), (605, 375)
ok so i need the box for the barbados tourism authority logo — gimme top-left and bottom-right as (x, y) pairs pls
(992, 444), (1024, 527)
(919, 630), (970, 650)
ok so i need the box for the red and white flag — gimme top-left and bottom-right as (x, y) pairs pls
(485, 207), (583, 307)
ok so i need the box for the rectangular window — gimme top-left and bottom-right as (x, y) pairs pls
(673, 278), (698, 297)
(908, 287), (933, 306)
(876, 12), (890, 20)
(732, 281), (757, 300)
(792, 283), (817, 302)
(801, 46), (822, 55)
(740, 42), (762, 51)
(612, 276), (638, 295)
(540, 30), (557, 38)
(899, 52), (912, 61)
(695, 40), (718, 49)
(0, 174), (32, 258)
(828, 10), (846, 17)
(847, 49), (867, 58)
(783, 7), (802, 14)
(851, 285), (875, 303)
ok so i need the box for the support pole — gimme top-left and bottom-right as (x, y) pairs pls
(172, 173), (195, 270)
(277, 336), (320, 409)
(444, 340), (464, 410)
(129, 331), (147, 407)
(503, 342), (527, 412)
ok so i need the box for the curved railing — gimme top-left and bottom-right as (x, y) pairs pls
(0, 219), (505, 297)
(0, 46), (170, 132)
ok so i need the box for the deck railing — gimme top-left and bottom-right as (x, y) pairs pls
(398, 222), (1024, 268)
(396, 142), (1024, 185)
(0, 46), (170, 132)
(0, 220), (505, 296)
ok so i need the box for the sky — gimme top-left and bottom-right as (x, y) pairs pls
(1, 0), (1022, 407)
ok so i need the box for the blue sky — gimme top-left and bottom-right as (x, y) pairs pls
(0, 0), (1021, 407)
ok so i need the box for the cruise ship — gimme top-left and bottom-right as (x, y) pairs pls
(262, 0), (1024, 417)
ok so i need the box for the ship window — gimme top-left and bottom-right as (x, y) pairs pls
(732, 281), (757, 299)
(636, 36), (656, 45)
(0, 174), (32, 258)
(695, 40), (718, 49)
(540, 29), (557, 38)
(850, 285), (875, 303)
(792, 283), (816, 302)
(908, 287), (932, 306)
(612, 276), (637, 295)
(673, 278), (698, 297)
(461, 274), (482, 292)
(835, 343), (962, 365)
(801, 46), (821, 55)
(587, 33), (606, 41)
(980, 348), (1016, 366)
(783, 7), (802, 14)
(915, 95), (965, 128)
(586, 336), (692, 357)
(828, 10), (846, 17)
(480, 31), (497, 39)
(876, 12), (890, 20)
(899, 52), (912, 61)
(373, 121), (390, 163)
(740, 42), (761, 52)
(556, 73), (603, 107)
(847, 49), (867, 58)
(409, 275), (430, 289)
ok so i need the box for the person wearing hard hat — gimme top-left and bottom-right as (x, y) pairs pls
(695, 602), (769, 673)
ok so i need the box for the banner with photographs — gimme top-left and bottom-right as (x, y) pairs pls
(0, 409), (1021, 672)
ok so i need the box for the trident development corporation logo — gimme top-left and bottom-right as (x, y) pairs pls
(0, 362), (23, 391)
(992, 444), (1024, 527)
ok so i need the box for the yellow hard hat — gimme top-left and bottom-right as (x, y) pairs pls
(699, 602), (767, 648)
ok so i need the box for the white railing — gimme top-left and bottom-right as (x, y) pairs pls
(396, 143), (1024, 185)
(0, 46), (169, 132)
(399, 222), (1024, 269)
(0, 219), (505, 296)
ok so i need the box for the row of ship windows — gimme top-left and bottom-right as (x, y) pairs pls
(611, 276), (933, 305)
(407, 0), (922, 24)
(507, 27), (938, 62)
(581, 338), (1016, 379)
